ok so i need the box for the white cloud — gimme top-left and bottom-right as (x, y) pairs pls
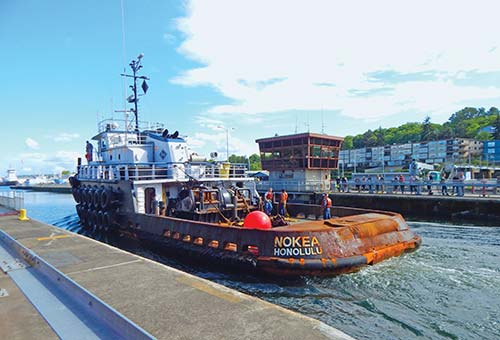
(50, 132), (80, 142)
(25, 138), (39, 150)
(187, 130), (258, 158)
(174, 0), (500, 121)
(15, 150), (80, 175)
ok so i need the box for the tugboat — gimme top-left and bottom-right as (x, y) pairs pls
(69, 55), (421, 276)
(1, 168), (20, 186)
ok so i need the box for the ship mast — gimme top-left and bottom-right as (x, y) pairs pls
(121, 53), (149, 134)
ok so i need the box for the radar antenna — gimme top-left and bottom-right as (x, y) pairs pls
(121, 53), (149, 133)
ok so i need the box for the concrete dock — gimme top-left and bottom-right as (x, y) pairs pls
(0, 212), (353, 340)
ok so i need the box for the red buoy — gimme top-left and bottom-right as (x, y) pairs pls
(243, 211), (272, 230)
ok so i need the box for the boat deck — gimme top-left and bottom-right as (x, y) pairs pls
(273, 213), (394, 231)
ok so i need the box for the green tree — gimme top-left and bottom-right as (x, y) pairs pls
(494, 114), (500, 140)
(248, 153), (262, 170)
(228, 154), (247, 164)
(487, 107), (499, 116)
(475, 131), (492, 141)
(352, 135), (365, 148)
(374, 127), (385, 146)
(342, 106), (499, 149)
(342, 136), (353, 150)
(363, 130), (378, 147)
(421, 116), (431, 141)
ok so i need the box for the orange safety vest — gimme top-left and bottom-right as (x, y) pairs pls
(322, 197), (332, 208)
(280, 192), (288, 203)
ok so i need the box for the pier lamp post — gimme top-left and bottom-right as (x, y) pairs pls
(217, 125), (234, 162)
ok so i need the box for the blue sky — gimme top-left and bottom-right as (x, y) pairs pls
(1, 0), (500, 175)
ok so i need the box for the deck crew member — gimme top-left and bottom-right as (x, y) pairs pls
(85, 141), (93, 163)
(321, 193), (332, 220)
(279, 189), (288, 216)
(264, 187), (273, 215)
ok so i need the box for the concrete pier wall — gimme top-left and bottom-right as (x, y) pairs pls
(321, 194), (499, 225)
(273, 194), (499, 225)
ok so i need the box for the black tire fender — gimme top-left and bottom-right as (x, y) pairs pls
(101, 188), (113, 210)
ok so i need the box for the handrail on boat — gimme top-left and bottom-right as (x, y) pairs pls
(97, 118), (164, 134)
(77, 162), (249, 181)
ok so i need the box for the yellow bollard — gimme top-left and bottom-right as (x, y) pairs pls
(18, 209), (29, 221)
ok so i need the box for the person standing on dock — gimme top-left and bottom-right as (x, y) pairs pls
(427, 173), (434, 195)
(355, 177), (361, 192)
(393, 175), (399, 192)
(441, 174), (449, 196)
(341, 176), (348, 192)
(399, 174), (405, 194)
(367, 175), (374, 194)
(279, 189), (288, 216)
(85, 141), (93, 163)
(321, 193), (332, 219)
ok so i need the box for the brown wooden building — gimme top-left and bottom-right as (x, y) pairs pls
(254, 132), (344, 194)
(256, 132), (344, 171)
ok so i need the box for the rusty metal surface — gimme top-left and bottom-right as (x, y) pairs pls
(132, 206), (421, 276)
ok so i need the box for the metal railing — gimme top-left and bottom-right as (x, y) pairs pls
(255, 179), (500, 197)
(78, 162), (249, 181)
(98, 118), (164, 134)
(255, 180), (330, 193)
(338, 180), (500, 196)
(0, 190), (24, 210)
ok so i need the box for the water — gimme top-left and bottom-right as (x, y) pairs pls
(17, 189), (500, 340)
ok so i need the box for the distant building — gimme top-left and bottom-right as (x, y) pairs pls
(255, 132), (343, 192)
(339, 138), (484, 169)
(483, 140), (500, 164)
(479, 126), (495, 134)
